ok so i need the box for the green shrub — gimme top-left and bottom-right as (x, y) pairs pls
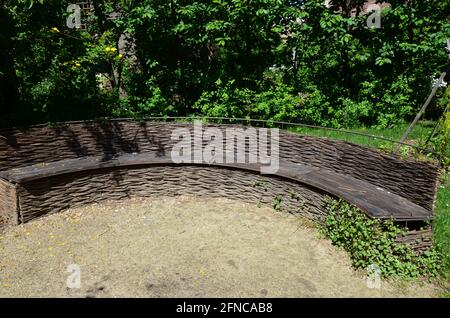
(2, 0), (450, 129)
(374, 76), (415, 128)
(297, 88), (331, 126)
(252, 84), (304, 122)
(194, 79), (305, 122)
(194, 80), (254, 118)
(322, 199), (442, 278)
(427, 108), (450, 166)
(329, 98), (373, 128)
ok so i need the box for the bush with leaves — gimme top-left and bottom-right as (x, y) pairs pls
(426, 87), (450, 166)
(1, 0), (450, 129)
(322, 199), (442, 278)
(428, 112), (450, 167)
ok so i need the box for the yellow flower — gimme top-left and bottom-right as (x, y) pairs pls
(75, 63), (81, 67)
(51, 27), (60, 33)
(118, 54), (123, 59)
(104, 47), (117, 53)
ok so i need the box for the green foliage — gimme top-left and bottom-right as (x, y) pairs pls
(273, 195), (282, 211)
(429, 112), (450, 166)
(426, 88), (450, 165)
(194, 74), (305, 122)
(329, 98), (372, 128)
(434, 172), (450, 279)
(1, 0), (449, 129)
(322, 199), (442, 278)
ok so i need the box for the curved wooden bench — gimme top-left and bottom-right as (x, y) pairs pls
(0, 151), (433, 224)
(0, 120), (439, 253)
(0, 121), (439, 211)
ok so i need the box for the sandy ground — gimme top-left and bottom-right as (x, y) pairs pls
(0, 196), (442, 298)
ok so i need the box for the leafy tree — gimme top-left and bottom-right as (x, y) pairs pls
(1, 0), (449, 129)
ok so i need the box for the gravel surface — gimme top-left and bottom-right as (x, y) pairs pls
(0, 196), (441, 297)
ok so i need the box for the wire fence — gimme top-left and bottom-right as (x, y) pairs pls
(110, 116), (436, 156)
(6, 116), (439, 159)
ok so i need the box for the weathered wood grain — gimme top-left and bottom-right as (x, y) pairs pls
(0, 178), (17, 226)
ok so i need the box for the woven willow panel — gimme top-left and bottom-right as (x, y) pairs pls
(16, 165), (328, 224)
(0, 179), (17, 226)
(0, 121), (440, 211)
(10, 165), (430, 251)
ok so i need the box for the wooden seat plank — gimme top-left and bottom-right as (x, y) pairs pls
(0, 152), (432, 221)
